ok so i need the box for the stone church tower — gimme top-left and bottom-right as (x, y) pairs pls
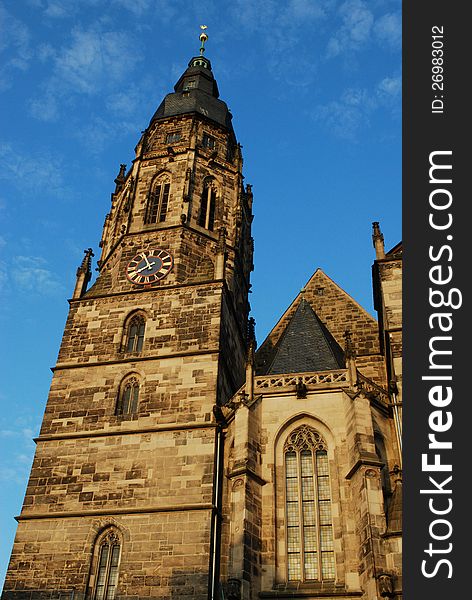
(2, 40), (402, 600)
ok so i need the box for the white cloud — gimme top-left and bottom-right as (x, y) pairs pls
(55, 28), (142, 94)
(0, 419), (36, 484)
(0, 5), (32, 90)
(374, 12), (402, 50)
(376, 75), (401, 100)
(11, 256), (64, 296)
(0, 142), (66, 195)
(326, 1), (401, 59)
(326, 0), (373, 57)
(112, 0), (153, 16)
(314, 73), (401, 140)
(0, 260), (7, 296)
(29, 26), (143, 124)
(30, 0), (101, 19)
(71, 114), (138, 155)
(29, 91), (60, 122)
(32, 0), (154, 19)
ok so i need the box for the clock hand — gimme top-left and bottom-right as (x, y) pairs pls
(141, 254), (153, 268)
(136, 261), (156, 273)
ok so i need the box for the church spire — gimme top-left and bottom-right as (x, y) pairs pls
(199, 25), (208, 55)
(150, 31), (233, 130)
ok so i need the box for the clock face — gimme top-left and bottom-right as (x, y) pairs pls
(126, 249), (173, 285)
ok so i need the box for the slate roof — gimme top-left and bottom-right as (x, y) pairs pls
(267, 299), (345, 375)
(150, 56), (233, 130)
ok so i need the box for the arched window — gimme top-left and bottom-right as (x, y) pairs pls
(125, 314), (145, 352)
(116, 376), (140, 416)
(89, 528), (121, 600)
(145, 176), (170, 224)
(198, 179), (216, 231)
(284, 425), (335, 582)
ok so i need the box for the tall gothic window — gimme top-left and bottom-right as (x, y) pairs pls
(125, 315), (145, 352)
(284, 425), (335, 582)
(145, 178), (170, 224)
(116, 376), (140, 416)
(198, 180), (216, 231)
(89, 528), (121, 600)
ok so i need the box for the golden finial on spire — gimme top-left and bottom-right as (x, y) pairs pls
(199, 25), (208, 55)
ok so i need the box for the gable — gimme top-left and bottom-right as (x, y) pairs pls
(256, 269), (380, 375)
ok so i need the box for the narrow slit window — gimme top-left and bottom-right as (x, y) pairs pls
(284, 425), (335, 583)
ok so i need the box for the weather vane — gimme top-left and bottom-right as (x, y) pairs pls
(199, 25), (208, 55)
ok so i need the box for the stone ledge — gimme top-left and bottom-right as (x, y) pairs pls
(259, 589), (363, 598)
(16, 503), (214, 522)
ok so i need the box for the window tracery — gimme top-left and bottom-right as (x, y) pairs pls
(89, 528), (121, 600)
(145, 175), (170, 224)
(116, 376), (140, 416)
(125, 314), (145, 353)
(284, 425), (335, 582)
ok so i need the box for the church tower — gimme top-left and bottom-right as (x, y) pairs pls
(3, 33), (254, 600)
(3, 34), (402, 600)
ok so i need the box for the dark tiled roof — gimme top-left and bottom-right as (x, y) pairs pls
(150, 57), (233, 130)
(267, 299), (345, 375)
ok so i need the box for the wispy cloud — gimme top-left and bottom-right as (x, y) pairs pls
(0, 5), (32, 90)
(31, 0), (154, 19)
(232, 0), (332, 31)
(326, 0), (401, 58)
(28, 0), (101, 19)
(56, 29), (141, 93)
(0, 260), (7, 297)
(11, 255), (65, 296)
(228, 0), (333, 86)
(112, 0), (154, 17)
(0, 142), (66, 196)
(29, 26), (143, 122)
(374, 12), (402, 50)
(70, 115), (132, 154)
(0, 418), (37, 484)
(314, 74), (401, 140)
(326, 0), (373, 58)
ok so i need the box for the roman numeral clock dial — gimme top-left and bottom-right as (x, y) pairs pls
(126, 249), (173, 286)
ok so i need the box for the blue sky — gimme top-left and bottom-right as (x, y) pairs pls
(0, 0), (401, 586)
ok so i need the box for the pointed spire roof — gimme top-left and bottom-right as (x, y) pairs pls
(266, 299), (345, 375)
(150, 55), (233, 130)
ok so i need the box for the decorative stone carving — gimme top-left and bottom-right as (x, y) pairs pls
(377, 573), (394, 597)
(295, 377), (308, 399)
(284, 425), (327, 452)
(225, 577), (242, 600)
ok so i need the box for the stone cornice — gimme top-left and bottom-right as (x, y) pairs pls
(16, 503), (214, 522)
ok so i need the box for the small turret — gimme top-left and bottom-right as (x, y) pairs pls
(372, 221), (386, 260)
(114, 164), (126, 193)
(72, 248), (94, 299)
